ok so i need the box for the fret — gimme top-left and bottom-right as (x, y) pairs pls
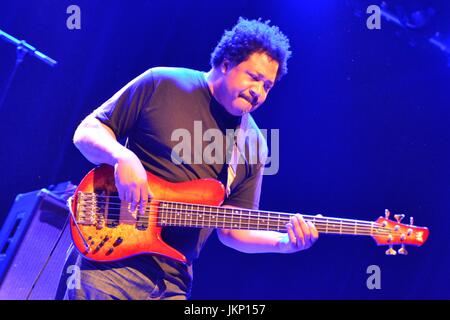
(238, 209), (242, 229)
(180, 203), (185, 227)
(209, 207), (214, 228)
(339, 220), (342, 234)
(177, 204), (183, 226)
(188, 204), (192, 227)
(233, 210), (238, 229)
(211, 206), (215, 228)
(354, 221), (357, 235)
(170, 203), (174, 226)
(230, 209), (233, 229)
(159, 202), (163, 226)
(263, 213), (268, 230)
(370, 222), (374, 235)
(173, 203), (178, 226)
(216, 207), (221, 228)
(198, 205), (203, 227)
(257, 211), (260, 230)
(325, 218), (329, 233)
(193, 204), (198, 227)
(162, 202), (167, 226)
(247, 211), (252, 229)
(195, 203), (199, 228)
(214, 207), (218, 228)
(223, 207), (228, 229)
(225, 207), (229, 228)
(206, 205), (210, 228)
(166, 202), (170, 226)
(223, 209), (227, 228)
(184, 203), (188, 227)
(164, 202), (169, 226)
(165, 202), (170, 226)
(266, 213), (270, 231)
(183, 203), (188, 227)
(171, 203), (175, 226)
(166, 202), (171, 226)
(277, 213), (282, 231)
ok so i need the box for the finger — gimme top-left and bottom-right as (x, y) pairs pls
(147, 185), (154, 199)
(139, 185), (148, 215)
(308, 221), (319, 242)
(130, 189), (140, 213)
(122, 189), (130, 203)
(117, 187), (126, 203)
(312, 214), (322, 241)
(291, 216), (305, 247)
(298, 215), (312, 245)
(286, 223), (297, 244)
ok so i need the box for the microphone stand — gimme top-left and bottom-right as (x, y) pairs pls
(0, 29), (57, 111)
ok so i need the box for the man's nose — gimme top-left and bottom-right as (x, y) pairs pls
(249, 83), (263, 99)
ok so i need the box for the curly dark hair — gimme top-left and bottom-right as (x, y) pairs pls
(210, 17), (292, 81)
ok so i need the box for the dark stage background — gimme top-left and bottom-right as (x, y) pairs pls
(0, 0), (449, 299)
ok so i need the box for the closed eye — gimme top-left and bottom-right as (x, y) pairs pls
(248, 72), (272, 92)
(248, 72), (259, 81)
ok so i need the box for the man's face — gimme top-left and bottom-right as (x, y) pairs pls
(218, 51), (279, 116)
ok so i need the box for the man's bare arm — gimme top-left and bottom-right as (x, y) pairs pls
(73, 115), (151, 211)
(73, 115), (127, 166)
(217, 205), (319, 254)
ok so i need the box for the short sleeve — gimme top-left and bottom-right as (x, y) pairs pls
(222, 114), (268, 210)
(92, 69), (154, 139)
(222, 164), (265, 210)
(223, 135), (268, 209)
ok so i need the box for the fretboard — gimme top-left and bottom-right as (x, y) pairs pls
(157, 201), (385, 236)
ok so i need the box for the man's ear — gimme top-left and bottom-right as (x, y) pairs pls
(221, 60), (231, 74)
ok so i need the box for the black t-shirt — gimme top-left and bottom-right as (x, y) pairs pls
(92, 67), (267, 292)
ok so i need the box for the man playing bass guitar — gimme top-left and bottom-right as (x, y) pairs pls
(63, 17), (319, 300)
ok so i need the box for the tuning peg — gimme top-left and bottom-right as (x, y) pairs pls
(394, 214), (405, 223)
(385, 209), (391, 219)
(410, 216), (414, 226)
(397, 234), (408, 255)
(385, 245), (397, 255)
(398, 244), (408, 255)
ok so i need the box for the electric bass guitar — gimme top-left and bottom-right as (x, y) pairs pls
(68, 165), (429, 263)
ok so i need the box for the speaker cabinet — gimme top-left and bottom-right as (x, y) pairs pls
(0, 188), (72, 300)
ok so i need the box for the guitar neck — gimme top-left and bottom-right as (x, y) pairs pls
(157, 201), (381, 237)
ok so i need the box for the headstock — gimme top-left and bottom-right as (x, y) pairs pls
(372, 209), (429, 255)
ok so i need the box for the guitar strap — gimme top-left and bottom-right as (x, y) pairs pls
(225, 113), (249, 197)
(225, 143), (238, 197)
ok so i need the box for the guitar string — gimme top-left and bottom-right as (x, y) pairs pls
(77, 197), (385, 228)
(76, 193), (401, 234)
(74, 208), (392, 236)
(75, 200), (391, 232)
(81, 193), (385, 223)
(75, 205), (387, 232)
(79, 193), (384, 225)
(74, 218), (389, 236)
